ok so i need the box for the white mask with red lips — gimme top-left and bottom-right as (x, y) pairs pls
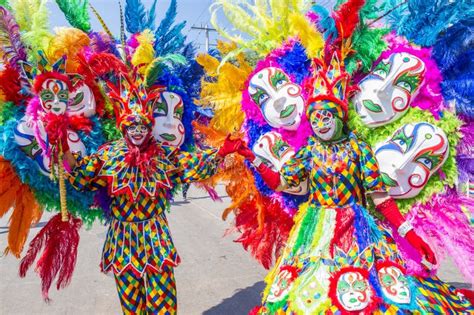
(126, 123), (151, 147)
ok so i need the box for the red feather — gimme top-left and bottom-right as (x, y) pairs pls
(0, 65), (24, 104)
(233, 196), (293, 269)
(332, 0), (366, 40)
(19, 213), (82, 301)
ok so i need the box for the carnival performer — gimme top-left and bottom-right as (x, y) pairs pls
(236, 55), (473, 314)
(42, 65), (239, 313)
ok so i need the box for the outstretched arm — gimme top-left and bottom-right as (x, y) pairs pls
(171, 135), (241, 184)
(237, 142), (310, 191)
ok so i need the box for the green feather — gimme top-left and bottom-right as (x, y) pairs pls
(54, 0), (91, 32)
(144, 53), (187, 87)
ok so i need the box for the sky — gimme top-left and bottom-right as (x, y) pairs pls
(47, 0), (337, 53)
(48, 0), (230, 52)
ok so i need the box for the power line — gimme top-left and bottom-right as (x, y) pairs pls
(190, 24), (217, 52)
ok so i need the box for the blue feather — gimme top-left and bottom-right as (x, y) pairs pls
(311, 5), (338, 40)
(276, 42), (311, 84)
(154, 0), (187, 56)
(432, 18), (474, 119)
(125, 0), (147, 33)
(388, 0), (472, 46)
(125, 0), (158, 34)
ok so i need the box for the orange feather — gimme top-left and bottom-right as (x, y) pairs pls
(0, 158), (42, 257)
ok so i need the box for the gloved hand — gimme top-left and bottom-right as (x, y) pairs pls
(376, 198), (436, 267)
(405, 230), (437, 267)
(237, 142), (281, 190)
(217, 135), (242, 157)
(237, 142), (256, 162)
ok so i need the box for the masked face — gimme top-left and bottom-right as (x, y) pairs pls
(310, 109), (343, 142)
(375, 122), (448, 199)
(267, 266), (298, 303)
(253, 131), (308, 195)
(39, 78), (69, 114)
(336, 271), (372, 311)
(377, 265), (411, 304)
(354, 53), (426, 127)
(248, 67), (304, 130)
(67, 83), (96, 117)
(126, 123), (150, 146)
(152, 92), (185, 146)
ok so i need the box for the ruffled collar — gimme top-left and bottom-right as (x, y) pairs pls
(98, 139), (176, 200)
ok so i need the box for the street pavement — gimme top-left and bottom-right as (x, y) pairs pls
(0, 185), (470, 314)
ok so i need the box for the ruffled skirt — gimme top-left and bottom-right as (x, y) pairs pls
(101, 213), (180, 277)
(258, 203), (473, 314)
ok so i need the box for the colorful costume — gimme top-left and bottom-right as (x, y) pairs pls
(199, 0), (474, 313)
(259, 134), (471, 313)
(69, 134), (221, 313)
(0, 0), (239, 313)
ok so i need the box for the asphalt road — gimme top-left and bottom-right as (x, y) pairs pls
(0, 185), (470, 314)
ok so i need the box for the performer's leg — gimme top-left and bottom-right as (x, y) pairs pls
(114, 270), (146, 315)
(144, 266), (177, 314)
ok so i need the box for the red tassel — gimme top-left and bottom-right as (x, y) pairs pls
(19, 213), (82, 301)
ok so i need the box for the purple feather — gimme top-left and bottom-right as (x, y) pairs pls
(88, 31), (117, 54)
(0, 6), (27, 70)
(404, 189), (474, 286)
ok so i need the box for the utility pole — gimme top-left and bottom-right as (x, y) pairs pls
(190, 24), (217, 51)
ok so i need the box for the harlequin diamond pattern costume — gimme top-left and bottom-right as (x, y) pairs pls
(65, 66), (240, 313)
(237, 55), (473, 314)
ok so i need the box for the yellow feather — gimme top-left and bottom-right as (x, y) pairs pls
(195, 54), (220, 77)
(47, 27), (90, 72)
(10, 0), (52, 55)
(288, 13), (324, 58)
(131, 29), (156, 73)
(195, 42), (252, 134)
(211, 0), (321, 57)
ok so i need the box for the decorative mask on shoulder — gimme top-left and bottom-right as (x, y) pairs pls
(354, 52), (426, 127)
(375, 122), (448, 199)
(253, 131), (308, 195)
(15, 53), (89, 175)
(152, 91), (185, 146)
(248, 67), (304, 130)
